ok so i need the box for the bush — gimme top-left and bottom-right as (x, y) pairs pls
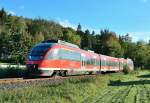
(123, 65), (131, 74)
(68, 77), (95, 84)
(0, 66), (27, 78)
(135, 67), (141, 71)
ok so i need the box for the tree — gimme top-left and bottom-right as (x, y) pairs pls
(85, 29), (93, 49)
(99, 29), (123, 57)
(119, 34), (136, 59)
(63, 27), (81, 46)
(77, 23), (82, 32)
(120, 33), (132, 42)
(0, 8), (7, 25)
(92, 30), (95, 35)
(148, 40), (150, 45)
(33, 32), (44, 44)
(133, 41), (149, 68)
(145, 45), (150, 68)
(0, 31), (10, 59)
(93, 34), (101, 53)
(28, 18), (63, 39)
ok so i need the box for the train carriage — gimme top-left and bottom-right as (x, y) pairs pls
(80, 50), (100, 74)
(100, 55), (120, 72)
(108, 57), (120, 72)
(26, 39), (134, 76)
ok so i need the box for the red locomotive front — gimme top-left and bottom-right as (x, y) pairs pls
(26, 42), (58, 76)
(26, 40), (83, 76)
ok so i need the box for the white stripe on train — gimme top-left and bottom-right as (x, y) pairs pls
(39, 67), (120, 71)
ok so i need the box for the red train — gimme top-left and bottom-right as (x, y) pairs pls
(26, 40), (134, 76)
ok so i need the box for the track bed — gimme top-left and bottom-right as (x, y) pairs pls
(0, 74), (97, 90)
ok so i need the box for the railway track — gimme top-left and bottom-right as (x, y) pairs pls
(0, 78), (23, 83)
(0, 74), (98, 90)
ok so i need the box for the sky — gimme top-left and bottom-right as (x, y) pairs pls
(0, 0), (150, 42)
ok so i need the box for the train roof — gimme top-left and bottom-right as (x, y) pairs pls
(100, 54), (121, 61)
(39, 40), (132, 62)
(41, 39), (79, 48)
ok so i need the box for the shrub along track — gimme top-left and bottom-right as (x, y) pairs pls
(0, 74), (98, 90)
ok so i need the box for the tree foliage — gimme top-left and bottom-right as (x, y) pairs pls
(62, 27), (80, 46)
(99, 30), (123, 57)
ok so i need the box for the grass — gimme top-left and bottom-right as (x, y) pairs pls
(0, 70), (150, 103)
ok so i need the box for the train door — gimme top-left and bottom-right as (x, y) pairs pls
(81, 54), (86, 69)
(104, 58), (107, 70)
(119, 59), (123, 71)
(119, 60), (121, 71)
(93, 56), (97, 70)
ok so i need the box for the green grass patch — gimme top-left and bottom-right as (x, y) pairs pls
(0, 70), (150, 103)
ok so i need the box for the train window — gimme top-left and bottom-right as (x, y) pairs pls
(101, 60), (106, 66)
(29, 44), (52, 60)
(121, 62), (123, 67)
(47, 49), (60, 59)
(114, 62), (119, 67)
(89, 58), (91, 64)
(59, 49), (80, 61)
(114, 62), (116, 66)
(108, 61), (111, 66)
(86, 57), (89, 65)
(106, 61), (109, 66)
(109, 61), (111, 66)
(91, 58), (94, 65)
(32, 44), (52, 52)
(101, 60), (103, 66)
(97, 60), (99, 66)
(107, 61), (110, 66)
(86, 57), (90, 64)
(85, 57), (96, 65)
(113, 62), (115, 66)
(100, 60), (102, 66)
(90, 58), (92, 64)
(115, 62), (117, 66)
(112, 61), (114, 66)
(110, 62), (112, 66)
(94, 59), (97, 66)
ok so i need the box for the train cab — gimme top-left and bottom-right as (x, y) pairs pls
(26, 40), (81, 76)
(26, 40), (60, 76)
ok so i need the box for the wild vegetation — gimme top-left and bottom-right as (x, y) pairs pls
(0, 70), (150, 103)
(0, 8), (150, 69)
(0, 67), (26, 78)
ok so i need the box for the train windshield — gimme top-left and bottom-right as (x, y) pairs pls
(29, 44), (52, 60)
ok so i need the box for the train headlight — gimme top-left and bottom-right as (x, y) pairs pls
(29, 56), (31, 59)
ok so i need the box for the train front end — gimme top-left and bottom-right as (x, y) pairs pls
(26, 42), (56, 76)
